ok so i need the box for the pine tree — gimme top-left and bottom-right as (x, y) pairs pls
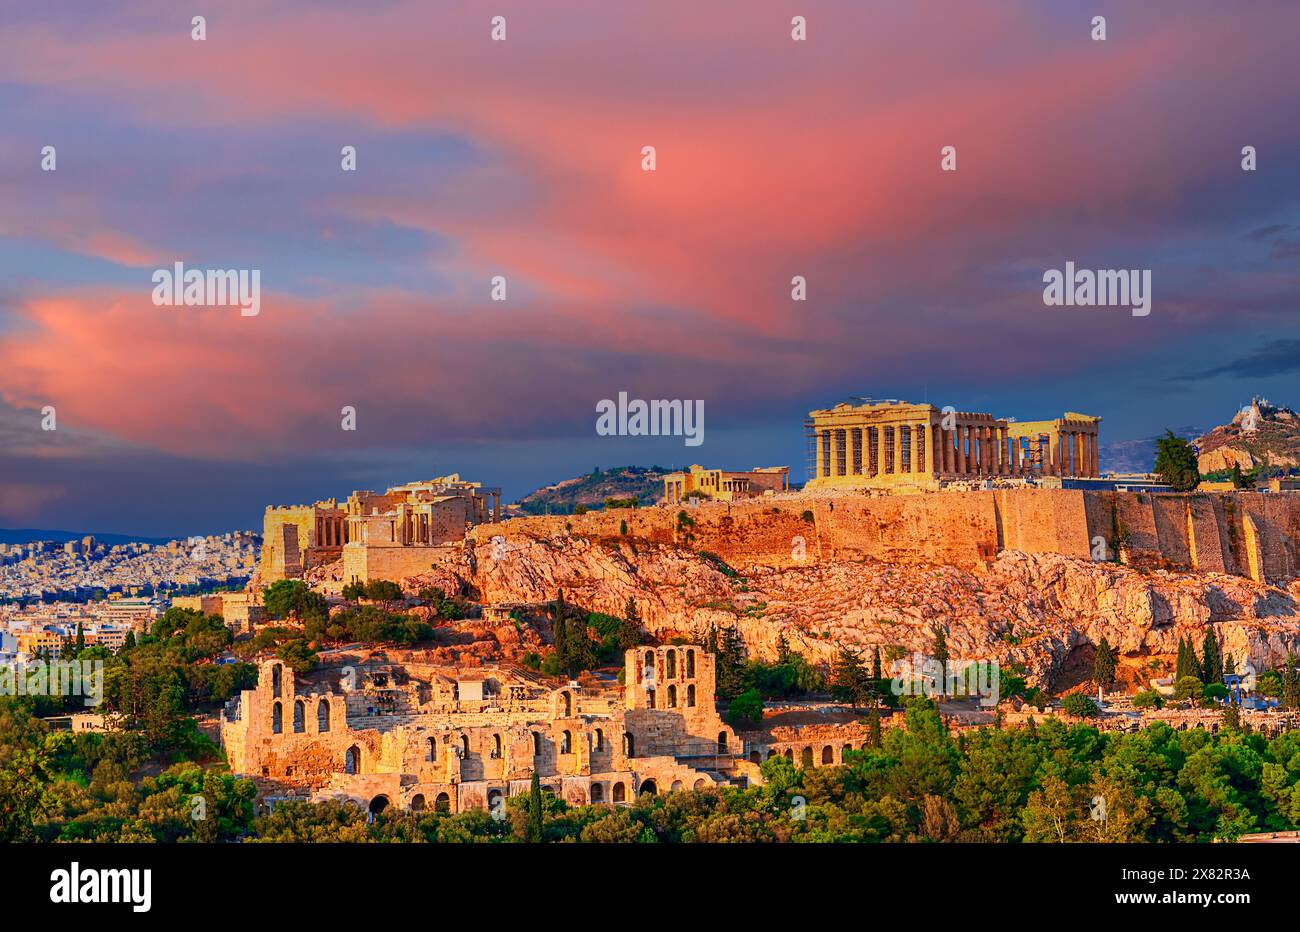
(1093, 637), (1117, 692)
(830, 647), (868, 709)
(872, 645), (882, 681)
(528, 772), (544, 843)
(123, 630), (136, 651)
(73, 622), (85, 655)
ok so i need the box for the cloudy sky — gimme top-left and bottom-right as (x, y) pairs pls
(1, 0), (1298, 536)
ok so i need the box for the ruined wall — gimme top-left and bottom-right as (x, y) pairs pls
(472, 489), (1300, 583)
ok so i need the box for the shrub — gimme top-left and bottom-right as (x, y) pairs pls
(1061, 693), (1099, 717)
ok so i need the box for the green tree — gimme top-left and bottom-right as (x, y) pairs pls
(1062, 693), (1099, 717)
(1093, 637), (1117, 692)
(528, 772), (544, 843)
(830, 647), (870, 709)
(1201, 629), (1223, 685)
(1154, 430), (1200, 491)
(726, 689), (764, 728)
(931, 625), (950, 696)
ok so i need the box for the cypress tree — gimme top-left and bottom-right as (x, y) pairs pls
(1201, 629), (1222, 684)
(872, 645), (882, 681)
(867, 703), (882, 748)
(528, 772), (544, 843)
(931, 625), (949, 696)
(1093, 637), (1117, 692)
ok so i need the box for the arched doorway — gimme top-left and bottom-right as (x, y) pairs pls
(638, 779), (658, 797)
(369, 795), (390, 815)
(591, 783), (604, 803)
(345, 745), (360, 774)
(410, 794), (425, 811)
(434, 792), (451, 813)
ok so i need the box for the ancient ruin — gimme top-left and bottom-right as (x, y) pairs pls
(805, 398), (1100, 491)
(221, 646), (753, 812)
(259, 474), (503, 585)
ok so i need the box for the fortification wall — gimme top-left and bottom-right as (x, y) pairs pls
(472, 489), (1300, 583)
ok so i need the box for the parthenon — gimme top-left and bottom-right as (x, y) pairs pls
(805, 399), (1100, 491)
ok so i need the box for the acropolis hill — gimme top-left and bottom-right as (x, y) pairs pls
(247, 398), (1300, 685)
(222, 398), (1300, 816)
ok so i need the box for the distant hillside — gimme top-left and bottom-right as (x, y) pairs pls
(1100, 426), (1204, 475)
(1196, 398), (1300, 475)
(0, 528), (173, 546)
(512, 466), (672, 515)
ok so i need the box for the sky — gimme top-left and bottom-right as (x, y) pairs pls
(1, 0), (1298, 537)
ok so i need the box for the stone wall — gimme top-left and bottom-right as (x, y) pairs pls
(470, 489), (1300, 583)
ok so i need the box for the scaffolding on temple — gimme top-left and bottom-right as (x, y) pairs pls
(803, 417), (817, 485)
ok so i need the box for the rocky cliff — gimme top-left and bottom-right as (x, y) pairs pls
(1197, 398), (1300, 474)
(402, 529), (1300, 691)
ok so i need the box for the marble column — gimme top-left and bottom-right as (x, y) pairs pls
(1090, 431), (1100, 477)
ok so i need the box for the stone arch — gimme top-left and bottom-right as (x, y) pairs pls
(842, 744), (852, 760)
(671, 780), (683, 792)
(801, 747), (814, 768)
(459, 734), (469, 758)
(687, 684), (696, 707)
(271, 701), (283, 734)
(318, 699), (330, 732)
(427, 737), (437, 762)
(491, 733), (503, 759)
(434, 792), (451, 813)
(369, 795), (390, 814)
(638, 779), (658, 797)
(293, 700), (305, 733)
(667, 684), (677, 708)
(766, 749), (777, 760)
(561, 730), (572, 754)
(612, 781), (626, 803)
(410, 794), (425, 811)
(717, 731), (728, 753)
(643, 650), (655, 681)
(647, 687), (656, 709)
(345, 745), (360, 774)
(271, 663), (283, 698)
(821, 745), (834, 765)
(532, 731), (543, 756)
(487, 788), (504, 812)
(749, 750), (761, 763)
(623, 732), (635, 758)
(591, 782), (604, 803)
(666, 649), (677, 679)
(694, 778), (707, 790)
(783, 748), (793, 761)
(686, 650), (696, 678)
(560, 691), (572, 717)
(594, 728), (605, 752)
